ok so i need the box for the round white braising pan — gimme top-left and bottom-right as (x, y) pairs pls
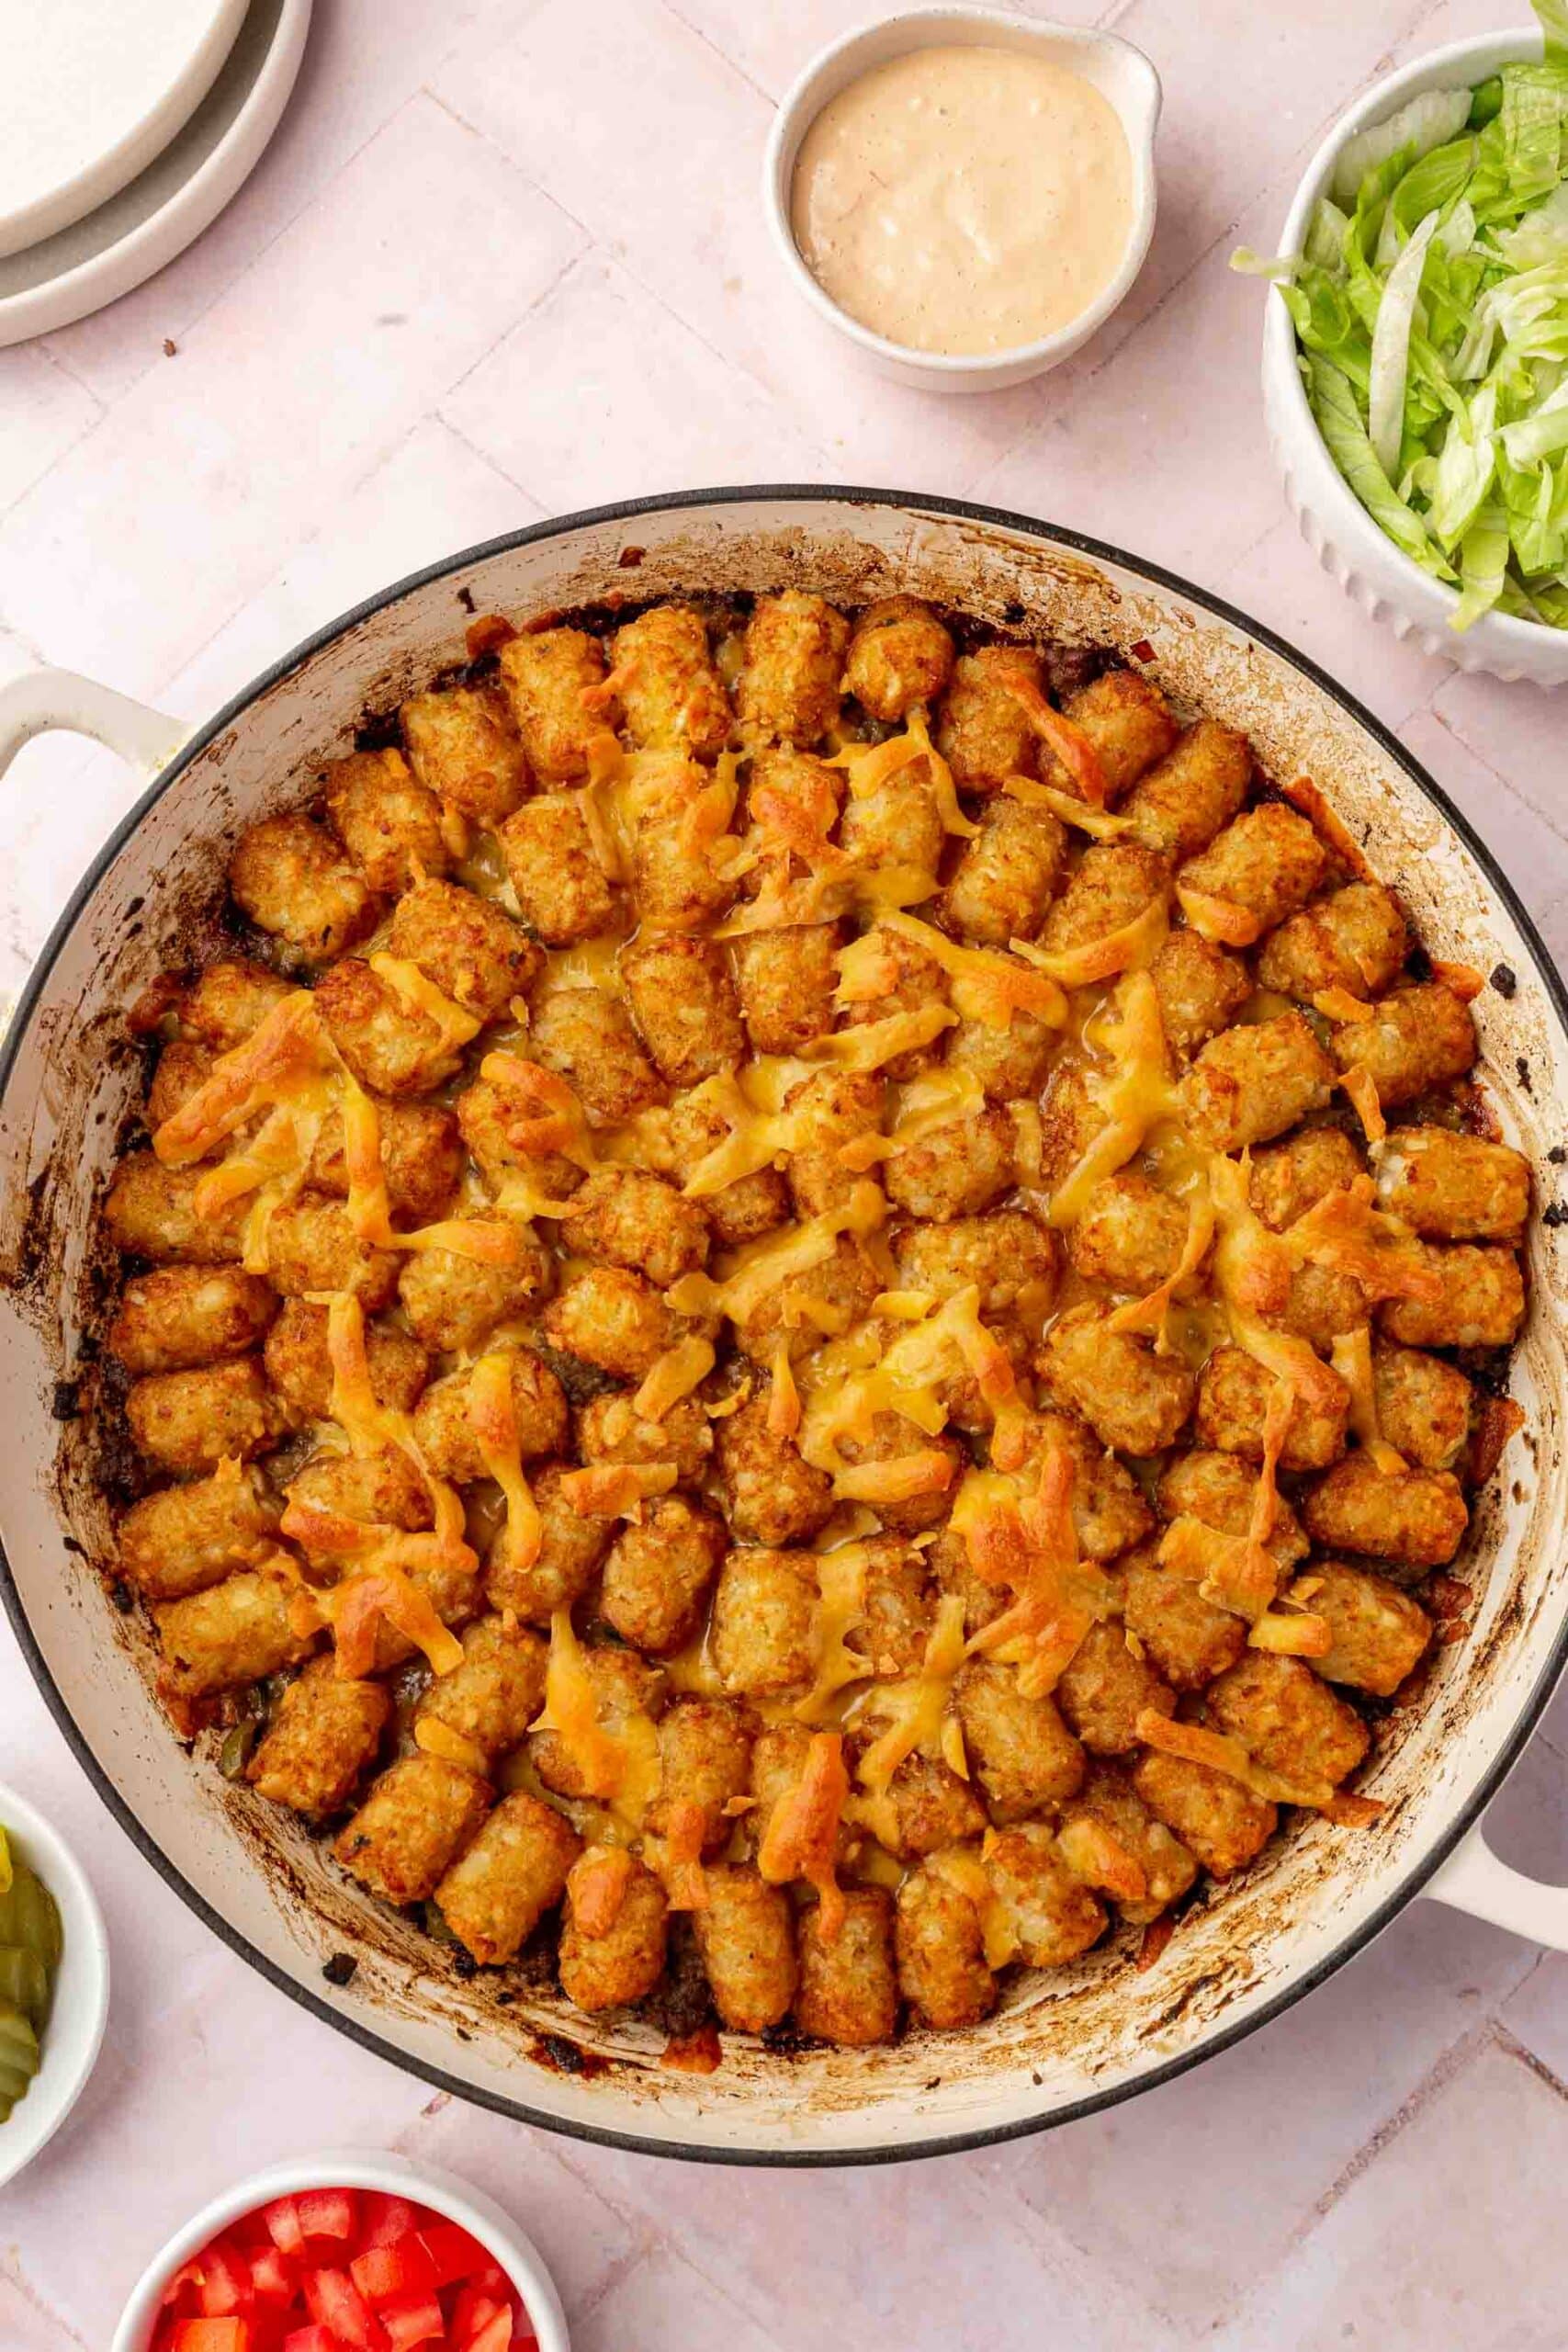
(1, 489), (1565, 2166)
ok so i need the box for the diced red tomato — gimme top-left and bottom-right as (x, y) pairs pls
(197, 2241), (256, 2319)
(161, 2258), (206, 2312)
(350, 2241), (436, 2301)
(295, 2188), (358, 2244)
(280, 2331), (339, 2352)
(304, 2267), (386, 2352)
(359, 2194), (422, 2249)
(377, 2289), (445, 2349)
(262, 2199), (306, 2258)
(169, 2323), (253, 2352)
(449, 2286), (513, 2352)
(467, 2314), (515, 2352)
(418, 2222), (494, 2291)
(249, 2246), (297, 2306)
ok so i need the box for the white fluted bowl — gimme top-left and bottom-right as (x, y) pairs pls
(1261, 28), (1568, 688)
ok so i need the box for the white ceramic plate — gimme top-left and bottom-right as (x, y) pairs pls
(0, 0), (311, 350)
(0, 1779), (110, 2192)
(0, 0), (251, 261)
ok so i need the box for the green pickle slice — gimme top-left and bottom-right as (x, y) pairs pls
(0, 1860), (62, 1977)
(0, 1833), (64, 2122)
(0, 2002), (40, 2123)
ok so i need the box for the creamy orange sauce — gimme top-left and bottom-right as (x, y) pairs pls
(790, 46), (1134, 356)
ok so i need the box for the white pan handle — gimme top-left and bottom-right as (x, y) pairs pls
(1426, 1815), (1568, 1949)
(0, 666), (186, 782)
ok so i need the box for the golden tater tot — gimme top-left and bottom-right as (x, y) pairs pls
(1194, 1342), (1348, 1471)
(1256, 881), (1409, 1004)
(1062, 1759), (1197, 1925)
(396, 1216), (552, 1354)
(498, 627), (615, 782)
(647, 1697), (756, 1853)
(793, 1886), (898, 2046)
(400, 681), (532, 826)
(1037, 1306), (1195, 1456)
(1208, 1652), (1369, 1792)
(312, 958), (464, 1098)
(263, 1189), (399, 1309)
(983, 1824), (1107, 1964)
(599, 1494), (728, 1655)
(335, 1757), (491, 1906)
(248, 1657), (389, 1816)
(1042, 667), (1179, 805)
(885, 1100), (1016, 1221)
(483, 1460), (613, 1623)
(710, 1546), (818, 1698)
(412, 1348), (569, 1480)
(435, 1792), (581, 1966)
(731, 922), (840, 1057)
(715, 1385), (836, 1547)
(385, 877), (543, 1023)
(104, 1153), (245, 1264)
(498, 793), (620, 945)
(1037, 842), (1168, 958)
(1177, 802), (1328, 940)
(542, 1265), (689, 1379)
(126, 1357), (283, 1474)
(621, 933), (745, 1086)
(308, 1098), (463, 1226)
(1133, 1748), (1276, 1879)
(896, 1860), (996, 2030)
(530, 987), (663, 1125)
(325, 748), (450, 896)
(1376, 1241), (1525, 1350)
(1055, 1619), (1176, 1756)
(414, 1615), (548, 1765)
(118, 1462), (280, 1603)
(610, 604), (732, 758)
(576, 1387), (714, 1485)
(558, 1165), (710, 1288)
(1302, 1452), (1468, 1568)
(1288, 1560), (1430, 1697)
(264, 1298), (428, 1427)
(155, 1567), (317, 1700)
(737, 592), (850, 748)
(1119, 718), (1250, 860)
(842, 596), (954, 721)
(558, 1848), (668, 2011)
(694, 1864), (797, 2033)
(934, 645), (1042, 791)
(1372, 1341), (1472, 1473)
(230, 813), (379, 966)
(1330, 983), (1477, 1108)
(1148, 928), (1250, 1057)
(942, 796), (1066, 945)
(1179, 1011), (1336, 1153)
(531, 1648), (666, 1799)
(108, 1265), (277, 1376)
(1376, 1125), (1529, 1243)
(1067, 1171), (1195, 1296)
(954, 1659), (1085, 1824)
(181, 958), (294, 1052)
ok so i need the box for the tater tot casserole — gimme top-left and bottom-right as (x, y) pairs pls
(93, 583), (1531, 2056)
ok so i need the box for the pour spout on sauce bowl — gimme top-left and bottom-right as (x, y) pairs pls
(763, 9), (1160, 394)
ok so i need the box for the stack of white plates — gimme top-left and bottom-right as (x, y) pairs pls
(0, 0), (312, 348)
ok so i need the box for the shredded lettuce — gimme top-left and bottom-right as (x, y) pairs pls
(1235, 0), (1568, 630)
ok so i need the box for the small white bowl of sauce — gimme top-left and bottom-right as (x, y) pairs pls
(764, 7), (1160, 393)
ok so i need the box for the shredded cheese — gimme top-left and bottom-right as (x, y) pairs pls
(852, 1593), (967, 1839)
(1012, 892), (1170, 989)
(368, 954), (482, 1056)
(1330, 1325), (1407, 1475)
(794, 1544), (870, 1724)
(881, 911), (1066, 1032)
(470, 1351), (543, 1576)
(757, 1731), (850, 1942)
(999, 672), (1111, 807)
(631, 1335), (716, 1423)
(1048, 971), (1174, 1228)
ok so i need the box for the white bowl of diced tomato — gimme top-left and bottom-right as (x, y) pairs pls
(111, 2149), (570, 2352)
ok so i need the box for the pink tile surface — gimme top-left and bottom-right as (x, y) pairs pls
(1, 5), (1565, 2347)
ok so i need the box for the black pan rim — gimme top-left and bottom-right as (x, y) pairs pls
(2, 480), (1564, 2169)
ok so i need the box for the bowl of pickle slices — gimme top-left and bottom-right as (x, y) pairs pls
(0, 1781), (109, 2188)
